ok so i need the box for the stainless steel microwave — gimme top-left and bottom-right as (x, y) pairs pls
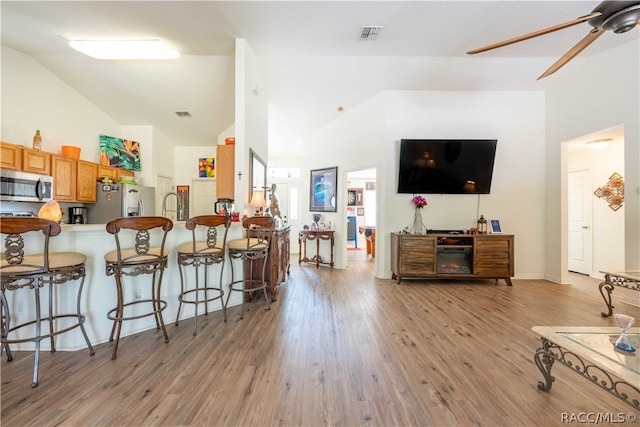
(0, 170), (53, 202)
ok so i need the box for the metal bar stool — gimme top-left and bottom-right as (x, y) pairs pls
(175, 215), (230, 335)
(0, 217), (94, 387)
(224, 216), (274, 319)
(104, 216), (173, 360)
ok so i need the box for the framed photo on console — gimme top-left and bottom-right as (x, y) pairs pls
(490, 219), (502, 234)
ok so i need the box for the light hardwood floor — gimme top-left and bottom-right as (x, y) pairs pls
(2, 252), (639, 426)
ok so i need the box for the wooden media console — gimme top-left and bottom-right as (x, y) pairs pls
(390, 233), (514, 285)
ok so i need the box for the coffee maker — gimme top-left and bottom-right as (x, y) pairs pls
(68, 207), (88, 224)
(214, 198), (234, 217)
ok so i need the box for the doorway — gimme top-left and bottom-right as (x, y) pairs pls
(564, 125), (625, 280)
(346, 168), (377, 264)
(192, 179), (216, 216)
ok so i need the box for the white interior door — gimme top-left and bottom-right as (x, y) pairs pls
(192, 179), (216, 216)
(568, 169), (592, 275)
(273, 183), (289, 226)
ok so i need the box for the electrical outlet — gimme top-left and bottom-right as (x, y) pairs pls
(133, 288), (142, 300)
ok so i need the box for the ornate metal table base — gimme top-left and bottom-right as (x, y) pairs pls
(534, 337), (640, 410)
(599, 271), (640, 317)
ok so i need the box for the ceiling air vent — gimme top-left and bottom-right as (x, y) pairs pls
(175, 111), (191, 117)
(359, 26), (383, 41)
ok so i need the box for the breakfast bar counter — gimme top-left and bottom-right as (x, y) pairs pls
(3, 221), (247, 352)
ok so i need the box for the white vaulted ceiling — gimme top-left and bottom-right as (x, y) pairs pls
(2, 1), (638, 156)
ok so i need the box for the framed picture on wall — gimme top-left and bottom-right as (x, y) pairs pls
(198, 158), (215, 178)
(100, 134), (141, 171)
(355, 188), (363, 206)
(310, 166), (338, 212)
(357, 207), (365, 216)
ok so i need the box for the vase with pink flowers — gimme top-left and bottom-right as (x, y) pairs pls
(410, 195), (427, 234)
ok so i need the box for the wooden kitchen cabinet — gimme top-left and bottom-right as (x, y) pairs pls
(97, 164), (116, 181)
(216, 144), (235, 200)
(0, 142), (23, 170)
(117, 168), (134, 181)
(76, 160), (98, 202)
(51, 155), (77, 201)
(22, 147), (51, 175)
(98, 164), (134, 182)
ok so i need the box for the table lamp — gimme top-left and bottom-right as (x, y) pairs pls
(38, 200), (63, 223)
(249, 190), (266, 216)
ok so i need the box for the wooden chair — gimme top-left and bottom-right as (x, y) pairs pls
(175, 215), (230, 335)
(224, 216), (274, 319)
(0, 217), (94, 387)
(104, 216), (173, 359)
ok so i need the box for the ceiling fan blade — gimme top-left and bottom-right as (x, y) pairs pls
(467, 11), (602, 54)
(537, 27), (605, 80)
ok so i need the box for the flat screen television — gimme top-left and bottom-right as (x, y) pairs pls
(397, 139), (497, 194)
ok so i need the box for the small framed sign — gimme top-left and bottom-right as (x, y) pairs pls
(490, 219), (502, 234)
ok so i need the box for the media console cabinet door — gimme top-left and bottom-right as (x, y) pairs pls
(474, 235), (514, 277)
(398, 234), (436, 276)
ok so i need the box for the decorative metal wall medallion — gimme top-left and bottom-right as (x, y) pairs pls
(594, 172), (624, 211)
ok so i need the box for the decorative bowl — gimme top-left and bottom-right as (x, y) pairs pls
(61, 145), (81, 159)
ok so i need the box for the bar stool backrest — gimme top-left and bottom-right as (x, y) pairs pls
(1, 218), (61, 277)
(185, 215), (231, 256)
(242, 216), (274, 248)
(105, 216), (174, 265)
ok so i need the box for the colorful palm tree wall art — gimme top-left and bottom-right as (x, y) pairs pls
(99, 134), (141, 171)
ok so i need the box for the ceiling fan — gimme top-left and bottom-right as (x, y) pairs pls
(467, 1), (640, 80)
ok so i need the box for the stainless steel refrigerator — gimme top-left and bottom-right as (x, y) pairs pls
(88, 183), (156, 224)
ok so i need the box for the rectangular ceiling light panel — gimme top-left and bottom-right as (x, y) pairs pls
(69, 40), (180, 60)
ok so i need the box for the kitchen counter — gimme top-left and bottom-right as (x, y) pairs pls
(4, 220), (246, 352)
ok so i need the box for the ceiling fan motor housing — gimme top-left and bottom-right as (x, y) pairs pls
(589, 1), (640, 33)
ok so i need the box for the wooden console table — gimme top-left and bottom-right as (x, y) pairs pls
(299, 230), (334, 269)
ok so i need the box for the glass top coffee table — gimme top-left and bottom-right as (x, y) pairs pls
(532, 326), (639, 410)
(598, 271), (640, 317)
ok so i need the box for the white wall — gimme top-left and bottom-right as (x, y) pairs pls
(1, 47), (121, 160)
(235, 39), (268, 214)
(546, 40), (640, 283)
(1, 47), (177, 196)
(302, 94), (386, 273)
(300, 89), (546, 279)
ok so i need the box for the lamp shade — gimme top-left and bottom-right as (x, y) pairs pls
(38, 200), (63, 222)
(249, 190), (266, 207)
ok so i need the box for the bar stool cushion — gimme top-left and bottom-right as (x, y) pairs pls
(227, 238), (268, 252)
(104, 247), (168, 264)
(176, 241), (224, 255)
(1, 252), (86, 273)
